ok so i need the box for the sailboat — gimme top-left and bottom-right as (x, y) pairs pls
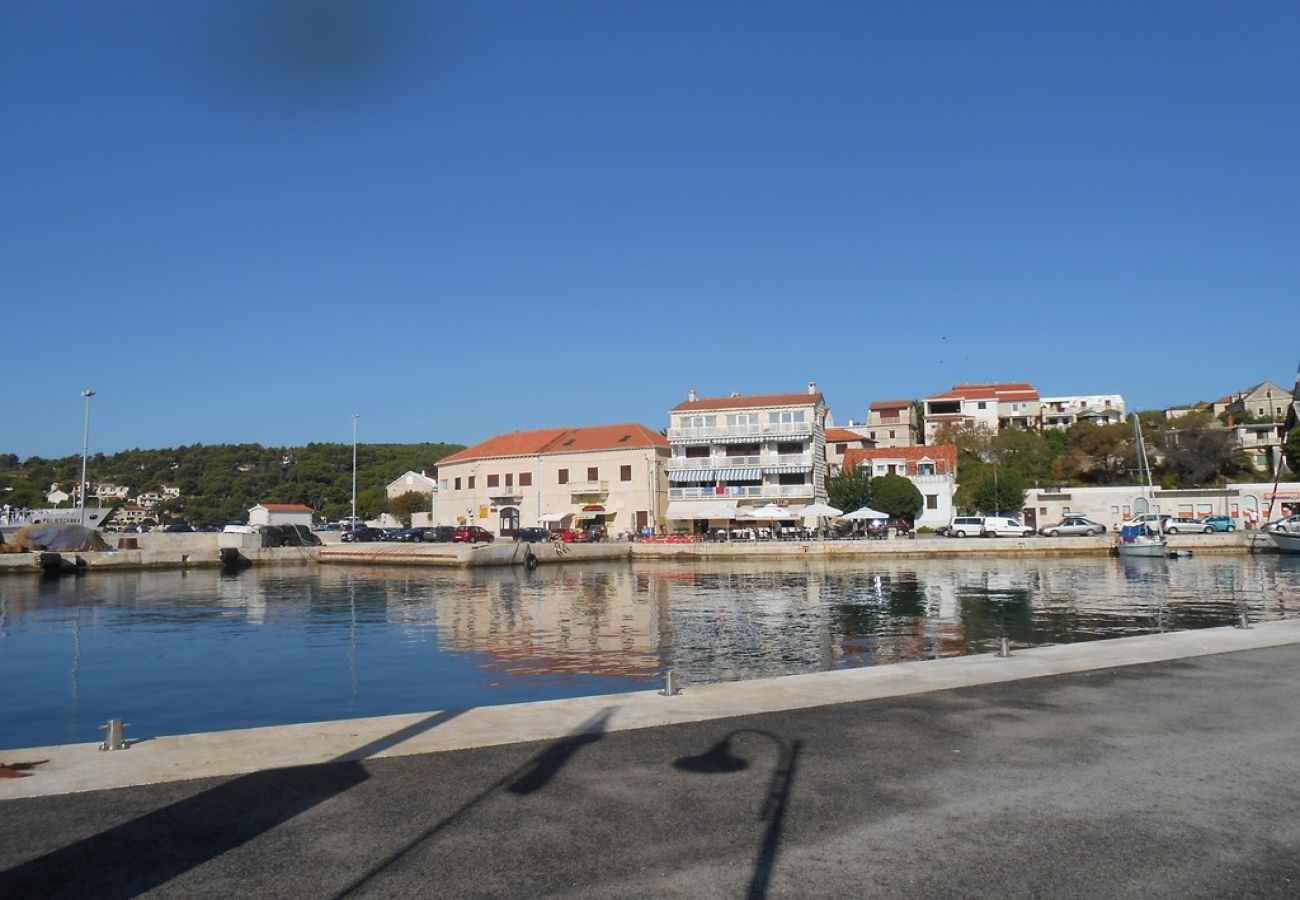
(1116, 414), (1168, 559)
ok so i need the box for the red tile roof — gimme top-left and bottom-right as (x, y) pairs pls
(439, 423), (668, 465)
(825, 428), (872, 443)
(671, 391), (824, 412)
(925, 382), (1039, 401)
(869, 399), (913, 410)
(257, 503), (313, 512)
(842, 444), (957, 476)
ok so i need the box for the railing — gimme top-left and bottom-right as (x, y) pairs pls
(666, 453), (812, 470)
(567, 481), (609, 493)
(669, 484), (816, 500)
(667, 455), (761, 470)
(667, 422), (814, 441)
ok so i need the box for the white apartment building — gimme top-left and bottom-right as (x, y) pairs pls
(436, 424), (668, 536)
(864, 400), (920, 447)
(923, 383), (1041, 443)
(665, 384), (827, 529)
(842, 445), (958, 529)
(1039, 394), (1126, 429)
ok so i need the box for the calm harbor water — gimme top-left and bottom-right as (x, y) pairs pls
(3, 555), (1299, 748)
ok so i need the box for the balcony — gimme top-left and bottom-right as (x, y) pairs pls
(669, 484), (815, 500)
(667, 422), (814, 442)
(567, 480), (609, 494)
(666, 453), (812, 471)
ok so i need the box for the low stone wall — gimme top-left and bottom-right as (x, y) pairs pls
(0, 545), (318, 575)
(318, 541), (632, 568)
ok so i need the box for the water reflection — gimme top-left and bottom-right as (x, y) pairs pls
(2, 555), (1299, 748)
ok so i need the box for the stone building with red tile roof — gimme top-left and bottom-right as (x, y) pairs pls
(248, 503), (314, 527)
(436, 424), (669, 536)
(865, 399), (921, 447)
(841, 445), (959, 529)
(922, 382), (1041, 444)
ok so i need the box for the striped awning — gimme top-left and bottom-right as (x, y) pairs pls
(714, 468), (762, 481)
(669, 469), (715, 483)
(764, 465), (812, 474)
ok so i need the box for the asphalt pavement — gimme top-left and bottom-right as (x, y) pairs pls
(3, 645), (1299, 899)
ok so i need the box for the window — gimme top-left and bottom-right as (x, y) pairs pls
(777, 473), (807, 485)
(558, 469), (568, 484)
(977, 401), (987, 410)
(487, 474), (499, 488)
(685, 446), (709, 458)
(499, 508), (519, 534)
(468, 476), (475, 489)
(926, 494), (938, 510)
(587, 467), (598, 481)
(768, 410), (806, 425)
(888, 430), (896, 439)
(726, 413), (759, 427)
(454, 477), (461, 490)
(620, 465), (632, 482)
(520, 472), (532, 487)
(440, 480), (448, 491)
(836, 443), (847, 454)
(505, 473), (513, 488)
(680, 415), (717, 429)
(869, 431), (876, 439)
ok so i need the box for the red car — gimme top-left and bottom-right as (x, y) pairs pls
(451, 526), (495, 544)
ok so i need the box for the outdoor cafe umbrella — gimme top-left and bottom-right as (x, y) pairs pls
(799, 502), (843, 519)
(745, 503), (795, 520)
(842, 506), (889, 521)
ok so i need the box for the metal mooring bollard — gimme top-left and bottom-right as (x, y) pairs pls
(996, 636), (1013, 658)
(1236, 605), (1252, 630)
(99, 719), (130, 751)
(659, 670), (680, 696)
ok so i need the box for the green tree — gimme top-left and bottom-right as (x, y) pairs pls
(964, 469), (1027, 516)
(1284, 426), (1300, 473)
(389, 490), (430, 526)
(827, 465), (872, 513)
(1158, 420), (1252, 487)
(868, 473), (923, 521)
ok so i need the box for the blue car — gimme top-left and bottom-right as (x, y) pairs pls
(1200, 515), (1236, 532)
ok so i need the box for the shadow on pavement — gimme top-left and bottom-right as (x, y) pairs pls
(0, 709), (466, 899)
(674, 729), (803, 900)
(331, 706), (615, 898)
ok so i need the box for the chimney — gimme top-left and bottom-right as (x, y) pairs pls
(807, 381), (817, 395)
(687, 388), (697, 402)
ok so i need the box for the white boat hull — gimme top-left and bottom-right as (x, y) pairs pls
(1117, 539), (1168, 559)
(1270, 531), (1300, 554)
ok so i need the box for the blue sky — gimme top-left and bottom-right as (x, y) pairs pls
(3, 1), (1297, 459)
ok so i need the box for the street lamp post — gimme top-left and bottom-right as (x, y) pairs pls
(351, 414), (360, 528)
(79, 389), (96, 526)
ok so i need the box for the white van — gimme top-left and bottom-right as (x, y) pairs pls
(979, 516), (1034, 537)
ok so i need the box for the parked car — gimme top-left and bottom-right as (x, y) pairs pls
(979, 516), (1035, 538)
(1164, 517), (1212, 534)
(422, 526), (456, 543)
(1200, 515), (1236, 533)
(341, 525), (383, 543)
(513, 527), (551, 543)
(163, 523), (196, 533)
(554, 528), (580, 543)
(1039, 517), (1107, 537)
(879, 517), (913, 536)
(1264, 515), (1300, 533)
(396, 527), (429, 542)
(946, 516), (986, 538)
(451, 525), (494, 543)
